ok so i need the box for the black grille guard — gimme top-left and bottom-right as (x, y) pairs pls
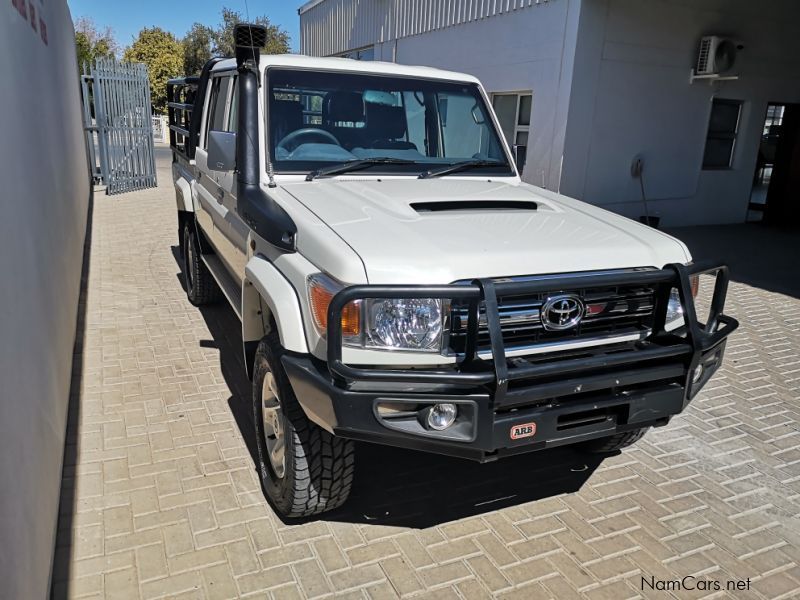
(326, 261), (739, 407)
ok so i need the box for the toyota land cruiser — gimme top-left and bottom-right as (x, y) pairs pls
(167, 25), (738, 517)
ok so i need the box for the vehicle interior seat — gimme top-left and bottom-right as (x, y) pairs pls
(364, 102), (418, 151)
(322, 91), (366, 149)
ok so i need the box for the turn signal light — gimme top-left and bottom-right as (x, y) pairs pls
(308, 277), (360, 337)
(339, 301), (361, 337)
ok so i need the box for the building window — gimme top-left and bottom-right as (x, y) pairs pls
(702, 99), (742, 169)
(338, 46), (374, 61)
(491, 93), (531, 173)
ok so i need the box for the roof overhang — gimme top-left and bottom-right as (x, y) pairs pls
(298, 0), (326, 14)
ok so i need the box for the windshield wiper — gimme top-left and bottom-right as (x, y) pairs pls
(418, 159), (508, 179)
(306, 157), (416, 181)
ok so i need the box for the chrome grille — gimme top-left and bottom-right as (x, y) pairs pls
(449, 284), (656, 354)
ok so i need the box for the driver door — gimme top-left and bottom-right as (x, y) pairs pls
(195, 74), (234, 265)
(219, 77), (250, 279)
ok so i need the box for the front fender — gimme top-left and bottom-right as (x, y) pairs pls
(172, 163), (194, 213)
(243, 256), (308, 355)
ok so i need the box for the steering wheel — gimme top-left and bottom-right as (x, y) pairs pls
(277, 128), (340, 153)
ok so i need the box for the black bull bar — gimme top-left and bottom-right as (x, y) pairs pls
(325, 261), (738, 410)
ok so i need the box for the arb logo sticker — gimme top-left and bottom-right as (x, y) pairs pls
(510, 422), (536, 440)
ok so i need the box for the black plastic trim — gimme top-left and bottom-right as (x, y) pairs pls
(233, 26), (297, 253)
(411, 200), (538, 212)
(325, 262), (739, 409)
(280, 353), (690, 462)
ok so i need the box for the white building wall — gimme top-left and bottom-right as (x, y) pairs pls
(300, 0), (800, 225)
(0, 2), (90, 597)
(561, 0), (800, 226)
(302, 0), (580, 191)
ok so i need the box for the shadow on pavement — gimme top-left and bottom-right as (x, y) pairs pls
(327, 443), (601, 528)
(669, 223), (800, 299)
(51, 186), (94, 598)
(171, 247), (604, 528)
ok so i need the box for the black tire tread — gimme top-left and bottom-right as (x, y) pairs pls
(183, 223), (220, 306)
(253, 331), (354, 517)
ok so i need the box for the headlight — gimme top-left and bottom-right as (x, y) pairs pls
(307, 274), (447, 352)
(665, 274), (699, 332)
(363, 298), (445, 351)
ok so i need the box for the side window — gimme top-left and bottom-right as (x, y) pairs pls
(203, 78), (221, 149)
(227, 77), (237, 133)
(203, 76), (233, 149)
(303, 94), (323, 125)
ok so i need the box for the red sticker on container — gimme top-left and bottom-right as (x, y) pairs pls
(510, 422), (537, 440)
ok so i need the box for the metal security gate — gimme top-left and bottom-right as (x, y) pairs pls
(81, 58), (157, 194)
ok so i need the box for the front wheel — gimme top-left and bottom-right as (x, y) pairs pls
(579, 428), (648, 454)
(252, 332), (354, 517)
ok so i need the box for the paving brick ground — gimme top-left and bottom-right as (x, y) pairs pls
(53, 147), (800, 599)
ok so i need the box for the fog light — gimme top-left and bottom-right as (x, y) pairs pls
(427, 403), (457, 430)
(692, 364), (704, 384)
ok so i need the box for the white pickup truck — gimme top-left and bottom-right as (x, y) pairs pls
(168, 25), (738, 517)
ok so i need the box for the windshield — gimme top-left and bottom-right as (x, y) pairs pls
(266, 68), (513, 176)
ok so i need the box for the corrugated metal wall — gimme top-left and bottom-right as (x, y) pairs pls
(300, 0), (552, 56)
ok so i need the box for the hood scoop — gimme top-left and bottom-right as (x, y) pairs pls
(410, 200), (538, 213)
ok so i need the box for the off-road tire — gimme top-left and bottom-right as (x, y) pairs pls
(182, 222), (220, 306)
(252, 331), (355, 517)
(580, 428), (647, 454)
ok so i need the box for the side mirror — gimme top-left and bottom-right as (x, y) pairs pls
(207, 130), (236, 171)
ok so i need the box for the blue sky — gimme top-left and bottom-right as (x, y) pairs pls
(67, 1), (305, 51)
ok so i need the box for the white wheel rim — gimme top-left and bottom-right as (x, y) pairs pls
(261, 371), (285, 478)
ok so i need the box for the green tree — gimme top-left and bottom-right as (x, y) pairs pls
(183, 23), (214, 76)
(211, 7), (290, 57)
(74, 17), (118, 71)
(124, 27), (183, 113)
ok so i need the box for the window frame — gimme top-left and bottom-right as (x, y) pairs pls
(226, 76), (238, 133)
(702, 98), (743, 170)
(263, 67), (515, 176)
(202, 71), (236, 150)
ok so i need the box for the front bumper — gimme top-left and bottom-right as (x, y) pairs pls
(281, 262), (738, 462)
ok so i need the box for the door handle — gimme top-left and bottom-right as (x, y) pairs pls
(216, 188), (225, 203)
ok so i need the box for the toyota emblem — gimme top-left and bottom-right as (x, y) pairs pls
(541, 294), (585, 331)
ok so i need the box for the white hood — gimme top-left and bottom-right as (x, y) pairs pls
(282, 178), (691, 285)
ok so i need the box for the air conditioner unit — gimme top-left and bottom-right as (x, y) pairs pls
(695, 36), (737, 76)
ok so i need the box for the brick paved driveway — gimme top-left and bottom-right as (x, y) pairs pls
(53, 147), (800, 599)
